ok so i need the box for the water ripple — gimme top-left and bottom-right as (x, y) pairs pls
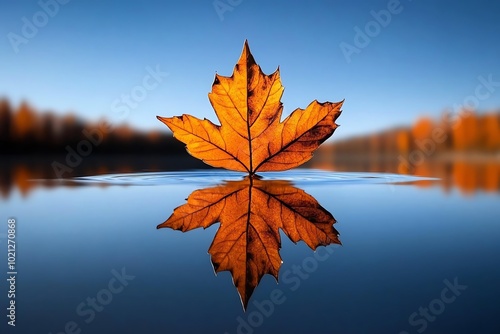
(72, 169), (437, 187)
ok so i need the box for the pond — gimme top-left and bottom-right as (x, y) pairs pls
(1, 165), (499, 334)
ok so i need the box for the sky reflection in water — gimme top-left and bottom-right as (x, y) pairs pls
(1, 168), (499, 333)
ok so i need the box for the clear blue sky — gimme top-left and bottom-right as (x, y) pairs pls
(1, 0), (499, 139)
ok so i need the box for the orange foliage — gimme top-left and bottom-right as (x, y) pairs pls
(411, 117), (433, 141)
(483, 113), (500, 150)
(114, 124), (134, 141)
(396, 130), (410, 154)
(12, 102), (38, 140)
(452, 110), (479, 150)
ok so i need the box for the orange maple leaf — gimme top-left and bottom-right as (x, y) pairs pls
(158, 178), (340, 308)
(157, 41), (343, 175)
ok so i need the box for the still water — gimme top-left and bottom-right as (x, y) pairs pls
(1, 167), (499, 334)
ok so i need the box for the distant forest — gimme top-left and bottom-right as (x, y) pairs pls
(1, 98), (500, 157)
(323, 109), (500, 156)
(0, 99), (185, 155)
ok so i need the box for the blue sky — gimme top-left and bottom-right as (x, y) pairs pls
(1, 0), (499, 139)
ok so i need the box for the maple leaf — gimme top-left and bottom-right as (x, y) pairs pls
(157, 178), (340, 308)
(157, 41), (343, 175)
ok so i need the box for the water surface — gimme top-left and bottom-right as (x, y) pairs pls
(1, 169), (499, 334)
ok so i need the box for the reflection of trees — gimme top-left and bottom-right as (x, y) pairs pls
(2, 98), (201, 196)
(2, 98), (500, 197)
(309, 157), (500, 195)
(0, 156), (208, 198)
(310, 108), (500, 194)
(157, 178), (340, 308)
(4, 157), (495, 199)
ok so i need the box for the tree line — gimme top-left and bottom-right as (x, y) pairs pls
(0, 99), (185, 155)
(325, 109), (500, 156)
(2, 99), (499, 157)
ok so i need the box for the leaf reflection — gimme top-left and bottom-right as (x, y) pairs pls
(157, 177), (340, 309)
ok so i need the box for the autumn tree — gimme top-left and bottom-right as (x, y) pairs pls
(0, 99), (12, 147)
(12, 101), (38, 142)
(482, 113), (500, 151)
